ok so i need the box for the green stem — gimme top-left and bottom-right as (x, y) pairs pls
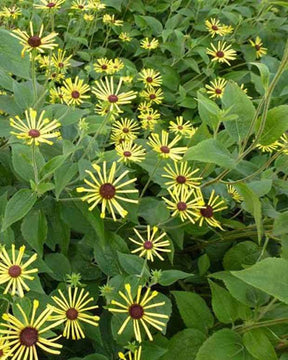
(31, 145), (39, 185)
(139, 158), (162, 198)
(236, 317), (288, 334)
(31, 52), (37, 103)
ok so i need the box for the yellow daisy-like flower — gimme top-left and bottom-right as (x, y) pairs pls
(76, 161), (138, 220)
(116, 141), (146, 164)
(205, 18), (226, 37)
(36, 54), (52, 69)
(121, 76), (134, 84)
(194, 188), (227, 229)
(112, 118), (140, 142)
(249, 36), (267, 59)
(61, 76), (90, 106)
(34, 0), (65, 10)
(51, 48), (72, 72)
(49, 287), (99, 340)
(169, 116), (196, 138)
(11, 21), (58, 58)
(207, 41), (236, 66)
(138, 102), (152, 112)
(88, 0), (106, 11)
(227, 184), (243, 203)
(103, 14), (123, 26)
(0, 336), (10, 359)
(119, 346), (142, 360)
(129, 226), (171, 262)
(109, 283), (169, 342)
(92, 77), (137, 113)
(162, 187), (201, 223)
(140, 88), (164, 104)
(83, 14), (94, 21)
(239, 84), (252, 99)
(0, 300), (63, 360)
(222, 25), (234, 35)
(49, 87), (64, 103)
(139, 69), (162, 88)
(205, 78), (227, 99)
(138, 108), (160, 131)
(280, 133), (288, 154)
(147, 130), (187, 161)
(119, 32), (132, 42)
(93, 58), (113, 73)
(140, 38), (159, 50)
(10, 108), (61, 146)
(47, 71), (65, 82)
(110, 58), (125, 74)
(255, 140), (280, 153)
(0, 6), (22, 19)
(0, 245), (38, 298)
(162, 161), (202, 191)
(71, 0), (88, 10)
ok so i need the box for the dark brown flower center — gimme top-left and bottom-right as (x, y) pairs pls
(160, 145), (170, 154)
(200, 205), (213, 218)
(122, 127), (129, 133)
(0, 349), (3, 357)
(149, 94), (156, 100)
(108, 94), (118, 103)
(28, 129), (41, 138)
(28, 36), (42, 48)
(147, 116), (152, 121)
(8, 265), (22, 278)
(177, 201), (187, 211)
(212, 25), (218, 30)
(129, 304), (144, 319)
(99, 183), (116, 199)
(216, 51), (224, 58)
(146, 77), (153, 83)
(101, 64), (108, 69)
(123, 151), (132, 157)
(143, 241), (153, 250)
(71, 90), (80, 99)
(20, 327), (38, 347)
(58, 62), (64, 68)
(177, 125), (183, 130)
(176, 175), (186, 184)
(255, 44), (261, 51)
(66, 308), (78, 320)
(47, 2), (56, 7)
(78, 5), (84, 9)
(215, 88), (222, 94)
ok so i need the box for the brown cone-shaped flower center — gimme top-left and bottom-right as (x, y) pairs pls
(28, 129), (41, 138)
(176, 175), (186, 184)
(215, 88), (222, 94)
(160, 145), (170, 154)
(146, 77), (153, 83)
(212, 25), (218, 30)
(108, 94), (118, 103)
(101, 64), (107, 69)
(71, 90), (80, 99)
(20, 327), (38, 347)
(177, 201), (187, 211)
(0, 349), (3, 357)
(123, 151), (132, 157)
(147, 116), (152, 121)
(255, 44), (261, 51)
(28, 36), (41, 48)
(149, 94), (156, 100)
(216, 51), (224, 58)
(177, 125), (183, 130)
(47, 2), (56, 7)
(8, 265), (22, 278)
(143, 241), (153, 250)
(129, 304), (144, 319)
(122, 127), (129, 133)
(58, 62), (64, 68)
(200, 205), (213, 218)
(100, 183), (116, 199)
(66, 308), (78, 320)
(78, 5), (84, 8)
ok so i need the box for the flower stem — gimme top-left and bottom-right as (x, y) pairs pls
(31, 52), (37, 103)
(31, 144), (39, 185)
(139, 158), (162, 198)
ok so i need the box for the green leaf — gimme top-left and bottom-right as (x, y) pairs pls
(243, 329), (277, 360)
(159, 270), (193, 286)
(183, 139), (236, 169)
(250, 62), (270, 90)
(39, 155), (67, 180)
(257, 105), (288, 145)
(223, 241), (262, 270)
(198, 254), (210, 276)
(197, 92), (220, 131)
(2, 189), (37, 231)
(172, 291), (214, 333)
(232, 258), (288, 304)
(55, 162), (78, 199)
(13, 81), (34, 111)
(44, 253), (71, 281)
(222, 81), (256, 142)
(21, 210), (47, 257)
(138, 197), (170, 225)
(273, 211), (288, 236)
(117, 252), (149, 277)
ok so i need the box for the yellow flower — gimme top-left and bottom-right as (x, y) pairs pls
(129, 225), (170, 262)
(138, 108), (160, 131)
(36, 54), (52, 68)
(119, 32), (132, 42)
(92, 77), (137, 113)
(49, 287), (99, 340)
(0, 338), (10, 359)
(162, 187), (201, 223)
(249, 36), (267, 58)
(47, 71), (65, 82)
(139, 69), (162, 88)
(112, 118), (140, 142)
(239, 83), (252, 99)
(103, 14), (123, 26)
(11, 22), (58, 58)
(222, 24), (233, 35)
(119, 347), (142, 360)
(121, 75), (134, 84)
(93, 58), (113, 73)
(110, 58), (125, 74)
(140, 37), (159, 50)
(116, 141), (146, 164)
(61, 76), (90, 106)
(162, 161), (202, 191)
(88, 0), (106, 11)
(255, 140), (280, 153)
(0, 245), (37, 298)
(147, 130), (187, 161)
(49, 87), (64, 103)
(84, 13), (94, 21)
(207, 41), (236, 66)
(0, 300), (63, 360)
(71, 0), (88, 10)
(34, 0), (65, 10)
(205, 78), (227, 99)
(76, 161), (138, 220)
(138, 101), (152, 112)
(0, 6), (21, 19)
(227, 184), (243, 203)
(205, 18), (226, 37)
(51, 48), (72, 72)
(10, 108), (61, 146)
(109, 283), (169, 342)
(140, 88), (164, 104)
(194, 188), (227, 229)
(280, 133), (288, 154)
(169, 116), (196, 137)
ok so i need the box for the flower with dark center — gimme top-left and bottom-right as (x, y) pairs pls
(8, 265), (22, 278)
(143, 241), (153, 250)
(215, 88), (222, 94)
(160, 145), (170, 154)
(205, 78), (227, 99)
(149, 94), (156, 100)
(176, 175), (186, 184)
(66, 308), (78, 320)
(47, 2), (56, 7)
(20, 327), (38, 347)
(129, 304), (144, 319)
(28, 36), (41, 47)
(61, 77), (90, 106)
(255, 44), (261, 50)
(200, 205), (213, 218)
(108, 94), (118, 103)
(99, 183), (116, 199)
(58, 62), (64, 68)
(216, 50), (224, 58)
(116, 141), (146, 164)
(212, 25), (218, 30)
(101, 64), (107, 69)
(146, 77), (153, 83)
(28, 129), (41, 138)
(177, 125), (183, 130)
(71, 90), (80, 99)
(207, 41), (237, 65)
(249, 37), (267, 59)
(123, 151), (132, 157)
(177, 201), (187, 211)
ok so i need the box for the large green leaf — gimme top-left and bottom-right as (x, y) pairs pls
(243, 329), (277, 360)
